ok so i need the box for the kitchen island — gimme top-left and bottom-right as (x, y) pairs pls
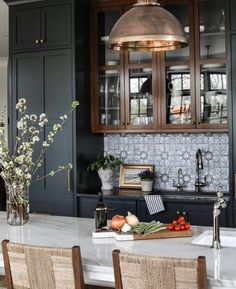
(0, 212), (235, 289)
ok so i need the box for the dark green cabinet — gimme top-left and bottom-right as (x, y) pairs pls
(137, 201), (181, 223)
(182, 204), (227, 227)
(230, 0), (236, 30)
(77, 195), (226, 227)
(11, 50), (74, 216)
(11, 2), (72, 51)
(77, 196), (136, 219)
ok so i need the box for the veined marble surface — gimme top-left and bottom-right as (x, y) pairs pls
(0, 212), (235, 289)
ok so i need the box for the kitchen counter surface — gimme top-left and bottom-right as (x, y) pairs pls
(0, 212), (235, 289)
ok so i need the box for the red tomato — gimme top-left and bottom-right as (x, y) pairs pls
(180, 225), (185, 230)
(172, 220), (178, 225)
(179, 220), (186, 225)
(168, 224), (175, 231)
(178, 216), (185, 223)
(175, 225), (181, 231)
(185, 224), (191, 230)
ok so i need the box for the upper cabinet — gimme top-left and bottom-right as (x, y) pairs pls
(162, 0), (227, 130)
(91, 3), (159, 132)
(91, 0), (228, 133)
(11, 2), (72, 51)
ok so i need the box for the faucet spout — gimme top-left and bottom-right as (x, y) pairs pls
(212, 187), (227, 249)
(196, 149), (203, 170)
(195, 149), (207, 192)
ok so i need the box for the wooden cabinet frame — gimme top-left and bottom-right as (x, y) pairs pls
(91, 0), (228, 133)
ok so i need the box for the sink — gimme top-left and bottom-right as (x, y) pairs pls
(192, 230), (236, 248)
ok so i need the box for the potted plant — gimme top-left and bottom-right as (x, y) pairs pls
(87, 155), (122, 191)
(138, 170), (155, 192)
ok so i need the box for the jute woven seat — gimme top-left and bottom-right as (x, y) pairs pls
(2, 239), (85, 289)
(112, 250), (208, 289)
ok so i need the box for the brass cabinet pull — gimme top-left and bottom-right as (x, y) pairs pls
(35, 39), (39, 44)
(67, 169), (72, 192)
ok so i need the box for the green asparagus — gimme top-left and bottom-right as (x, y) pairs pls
(131, 221), (165, 235)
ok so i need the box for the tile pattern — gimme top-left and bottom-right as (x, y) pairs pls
(104, 133), (229, 192)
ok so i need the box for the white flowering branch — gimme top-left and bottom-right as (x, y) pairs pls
(0, 98), (79, 204)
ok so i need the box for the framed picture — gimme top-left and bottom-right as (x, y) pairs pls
(119, 164), (154, 189)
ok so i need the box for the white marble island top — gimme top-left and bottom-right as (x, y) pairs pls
(0, 212), (235, 289)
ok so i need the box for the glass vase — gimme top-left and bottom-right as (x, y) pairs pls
(6, 185), (29, 225)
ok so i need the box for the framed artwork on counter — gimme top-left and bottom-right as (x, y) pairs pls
(119, 164), (154, 189)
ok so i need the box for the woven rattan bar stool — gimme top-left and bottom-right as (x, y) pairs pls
(2, 239), (85, 289)
(112, 250), (208, 289)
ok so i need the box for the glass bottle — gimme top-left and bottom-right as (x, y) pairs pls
(94, 191), (107, 230)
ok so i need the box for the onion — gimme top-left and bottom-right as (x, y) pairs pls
(111, 215), (126, 230)
(121, 223), (132, 233)
(125, 212), (139, 227)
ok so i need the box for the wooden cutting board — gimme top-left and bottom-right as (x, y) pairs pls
(132, 228), (193, 241)
(93, 227), (193, 241)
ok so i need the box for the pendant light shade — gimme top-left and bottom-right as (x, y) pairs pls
(108, 0), (187, 52)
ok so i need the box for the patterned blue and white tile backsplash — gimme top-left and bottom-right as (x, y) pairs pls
(104, 133), (229, 192)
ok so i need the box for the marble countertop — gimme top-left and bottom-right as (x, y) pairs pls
(0, 212), (235, 289)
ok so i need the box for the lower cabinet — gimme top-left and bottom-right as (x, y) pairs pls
(77, 196), (136, 219)
(182, 204), (227, 227)
(138, 201), (227, 227)
(137, 201), (181, 223)
(77, 195), (228, 227)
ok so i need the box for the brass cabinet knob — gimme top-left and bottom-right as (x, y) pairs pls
(40, 39), (45, 43)
(197, 121), (201, 125)
(191, 121), (196, 125)
(126, 122), (130, 125)
(121, 122), (125, 125)
(35, 39), (39, 44)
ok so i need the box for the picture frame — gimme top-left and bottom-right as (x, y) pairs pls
(119, 164), (154, 189)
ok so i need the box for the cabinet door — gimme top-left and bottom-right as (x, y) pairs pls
(161, 0), (196, 130)
(12, 50), (74, 216)
(230, 0), (236, 30)
(182, 203), (227, 226)
(11, 7), (41, 51)
(125, 52), (158, 130)
(137, 200), (181, 223)
(77, 196), (137, 219)
(92, 8), (126, 132)
(41, 4), (72, 48)
(105, 199), (136, 219)
(195, 0), (227, 129)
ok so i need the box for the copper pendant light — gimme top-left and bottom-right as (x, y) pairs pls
(108, 0), (187, 52)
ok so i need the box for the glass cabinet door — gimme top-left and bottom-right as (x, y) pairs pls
(199, 63), (227, 125)
(126, 52), (156, 128)
(198, 0), (226, 59)
(195, 0), (227, 127)
(97, 10), (121, 67)
(165, 65), (192, 125)
(98, 70), (121, 125)
(94, 8), (124, 129)
(162, 0), (195, 128)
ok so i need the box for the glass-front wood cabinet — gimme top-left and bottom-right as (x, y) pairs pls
(91, 0), (228, 133)
(91, 2), (159, 132)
